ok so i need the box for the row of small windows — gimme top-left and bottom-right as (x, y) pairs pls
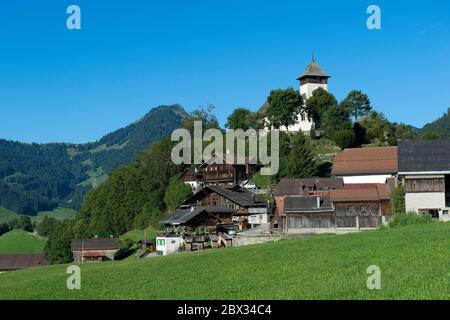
(204, 165), (230, 172)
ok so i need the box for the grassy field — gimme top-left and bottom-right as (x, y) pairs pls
(0, 229), (46, 253)
(0, 207), (78, 223)
(120, 226), (157, 242)
(1, 222), (450, 299)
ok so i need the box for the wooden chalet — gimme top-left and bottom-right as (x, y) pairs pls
(200, 154), (261, 186)
(0, 253), (49, 271)
(71, 238), (119, 263)
(160, 206), (235, 228)
(182, 185), (268, 223)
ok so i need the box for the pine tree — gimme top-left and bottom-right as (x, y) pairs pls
(286, 133), (317, 178)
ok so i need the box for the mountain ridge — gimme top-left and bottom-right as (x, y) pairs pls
(0, 104), (189, 215)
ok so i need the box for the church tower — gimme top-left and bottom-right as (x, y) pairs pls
(297, 57), (330, 100)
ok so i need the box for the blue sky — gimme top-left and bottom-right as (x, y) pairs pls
(0, 0), (449, 143)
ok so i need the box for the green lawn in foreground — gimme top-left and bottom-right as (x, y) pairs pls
(0, 229), (46, 253)
(1, 222), (450, 299)
(0, 206), (78, 223)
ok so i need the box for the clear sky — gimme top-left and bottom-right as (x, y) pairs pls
(0, 0), (449, 143)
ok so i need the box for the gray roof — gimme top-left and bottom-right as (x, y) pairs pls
(159, 206), (235, 226)
(297, 58), (330, 80)
(398, 139), (450, 173)
(71, 238), (119, 251)
(207, 185), (267, 208)
(284, 196), (334, 213)
(275, 178), (344, 196)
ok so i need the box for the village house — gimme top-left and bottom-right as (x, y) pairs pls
(259, 57), (331, 135)
(398, 139), (450, 221)
(200, 154), (261, 186)
(71, 238), (119, 263)
(156, 185), (269, 255)
(180, 168), (202, 190)
(157, 206), (236, 255)
(332, 146), (398, 184)
(182, 185), (269, 227)
(0, 253), (49, 272)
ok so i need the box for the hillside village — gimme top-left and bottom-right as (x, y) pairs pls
(1, 58), (450, 269)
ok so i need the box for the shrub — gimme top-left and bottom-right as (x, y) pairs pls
(391, 185), (406, 214)
(387, 212), (433, 229)
(334, 129), (356, 149)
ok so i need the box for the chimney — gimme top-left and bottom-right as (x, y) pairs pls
(316, 196), (321, 208)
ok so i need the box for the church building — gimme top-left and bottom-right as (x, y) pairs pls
(259, 57), (330, 135)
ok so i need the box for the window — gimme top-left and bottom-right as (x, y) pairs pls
(348, 206), (355, 214)
(157, 239), (166, 246)
(361, 206), (367, 215)
(443, 210), (449, 215)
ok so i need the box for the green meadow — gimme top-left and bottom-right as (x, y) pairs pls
(0, 206), (78, 223)
(1, 222), (450, 299)
(0, 229), (46, 253)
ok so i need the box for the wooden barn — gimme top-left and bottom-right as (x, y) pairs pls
(330, 184), (392, 228)
(0, 253), (49, 272)
(71, 238), (119, 263)
(280, 195), (335, 233)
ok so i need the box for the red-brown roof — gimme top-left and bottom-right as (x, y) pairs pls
(330, 184), (390, 202)
(332, 147), (398, 176)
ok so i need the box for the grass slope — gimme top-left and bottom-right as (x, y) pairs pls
(120, 226), (157, 243)
(1, 223), (450, 299)
(0, 230), (46, 253)
(0, 207), (78, 223)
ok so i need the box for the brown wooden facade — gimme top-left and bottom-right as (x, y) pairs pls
(202, 163), (259, 185)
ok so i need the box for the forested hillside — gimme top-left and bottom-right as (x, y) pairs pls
(0, 105), (188, 215)
(420, 108), (450, 139)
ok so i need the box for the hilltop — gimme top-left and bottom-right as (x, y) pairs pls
(1, 222), (450, 299)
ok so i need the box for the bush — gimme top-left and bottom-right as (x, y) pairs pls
(334, 129), (356, 149)
(387, 212), (433, 229)
(391, 185), (406, 214)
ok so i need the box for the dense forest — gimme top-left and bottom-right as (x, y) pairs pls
(0, 105), (188, 215)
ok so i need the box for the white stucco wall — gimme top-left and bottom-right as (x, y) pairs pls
(156, 236), (183, 256)
(300, 83), (328, 100)
(405, 192), (446, 212)
(342, 175), (391, 184)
